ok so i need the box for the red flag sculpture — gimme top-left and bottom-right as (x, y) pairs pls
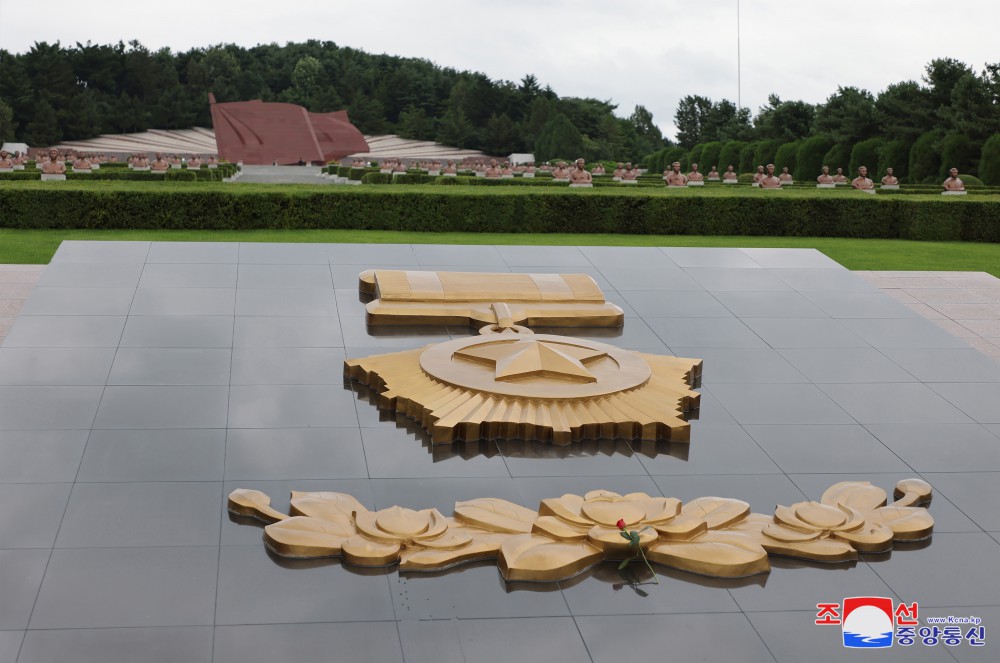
(209, 93), (369, 165)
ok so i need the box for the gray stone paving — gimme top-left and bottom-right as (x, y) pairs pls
(857, 270), (1000, 360)
(1, 243), (999, 662)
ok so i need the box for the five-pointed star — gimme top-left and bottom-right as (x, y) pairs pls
(454, 339), (607, 383)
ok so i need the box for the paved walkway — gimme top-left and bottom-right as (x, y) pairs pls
(855, 270), (1000, 359)
(3, 264), (999, 359)
(0, 265), (45, 344)
(229, 165), (336, 184)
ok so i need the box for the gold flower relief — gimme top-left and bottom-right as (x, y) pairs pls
(227, 479), (933, 583)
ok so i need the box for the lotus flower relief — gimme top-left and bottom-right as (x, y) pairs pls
(227, 489), (524, 569)
(499, 490), (772, 581)
(226, 478), (934, 585)
(761, 479), (934, 562)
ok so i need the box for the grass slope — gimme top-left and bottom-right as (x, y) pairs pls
(2, 228), (998, 276)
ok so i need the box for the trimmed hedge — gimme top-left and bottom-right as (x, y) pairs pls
(434, 176), (571, 187)
(796, 136), (836, 183)
(849, 138), (884, 179)
(939, 133), (977, 179)
(822, 143), (851, 174)
(752, 139), (784, 170)
(0, 172), (41, 181)
(662, 146), (688, 172)
(877, 140), (911, 181)
(980, 134), (1000, 186)
(717, 141), (746, 174)
(0, 170), (227, 182)
(739, 142), (758, 174)
(688, 144), (704, 169)
(699, 142), (723, 173)
(1, 187), (996, 242)
(773, 141), (800, 177)
(909, 130), (945, 183)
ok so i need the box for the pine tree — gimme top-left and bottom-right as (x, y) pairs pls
(534, 113), (583, 162)
(435, 107), (476, 148)
(23, 97), (62, 146)
(0, 99), (16, 139)
(483, 113), (517, 155)
(397, 104), (436, 141)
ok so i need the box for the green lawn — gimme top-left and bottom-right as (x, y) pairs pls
(2, 228), (998, 276)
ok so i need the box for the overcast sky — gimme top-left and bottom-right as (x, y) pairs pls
(1, 0), (997, 139)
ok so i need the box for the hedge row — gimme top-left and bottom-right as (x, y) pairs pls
(0, 169), (229, 182)
(0, 187), (996, 242)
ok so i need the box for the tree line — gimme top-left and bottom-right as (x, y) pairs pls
(659, 57), (1000, 184)
(0, 42), (997, 182)
(0, 40), (664, 162)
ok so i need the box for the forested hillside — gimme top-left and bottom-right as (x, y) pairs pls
(0, 40), (665, 161)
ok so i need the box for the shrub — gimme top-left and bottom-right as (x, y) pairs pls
(960, 174), (985, 187)
(739, 142), (759, 174)
(661, 146), (688, 172)
(821, 143), (852, 176)
(390, 173), (426, 184)
(909, 130), (945, 184)
(752, 139), (784, 170)
(877, 140), (912, 181)
(773, 141), (801, 177)
(0, 172), (41, 181)
(796, 135), (836, 182)
(699, 142), (723, 173)
(688, 144), (704, 170)
(717, 141), (746, 174)
(939, 133), (977, 179)
(979, 134), (1000, 186)
(164, 170), (197, 181)
(849, 138), (884, 179)
(644, 149), (667, 174)
(361, 173), (393, 184)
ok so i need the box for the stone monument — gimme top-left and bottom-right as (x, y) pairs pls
(686, 163), (704, 186)
(758, 164), (782, 189)
(942, 167), (967, 195)
(817, 165), (835, 187)
(881, 167), (899, 189)
(664, 162), (688, 187)
(569, 158), (593, 187)
(851, 166), (875, 193)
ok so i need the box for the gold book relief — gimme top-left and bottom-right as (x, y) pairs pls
(359, 269), (625, 328)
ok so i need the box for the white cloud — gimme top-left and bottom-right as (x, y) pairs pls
(1, 0), (997, 139)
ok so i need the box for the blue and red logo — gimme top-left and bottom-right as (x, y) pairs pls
(816, 598), (985, 649)
(841, 597), (895, 648)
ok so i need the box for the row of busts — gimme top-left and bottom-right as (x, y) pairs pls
(127, 154), (220, 172)
(353, 158), (644, 184)
(16, 148), (224, 180)
(0, 150), (29, 171)
(664, 162), (968, 193)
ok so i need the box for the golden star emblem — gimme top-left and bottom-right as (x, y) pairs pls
(453, 339), (608, 383)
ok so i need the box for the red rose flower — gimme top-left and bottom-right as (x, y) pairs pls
(616, 519), (626, 530)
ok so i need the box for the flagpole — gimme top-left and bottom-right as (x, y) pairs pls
(737, 0), (742, 110)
